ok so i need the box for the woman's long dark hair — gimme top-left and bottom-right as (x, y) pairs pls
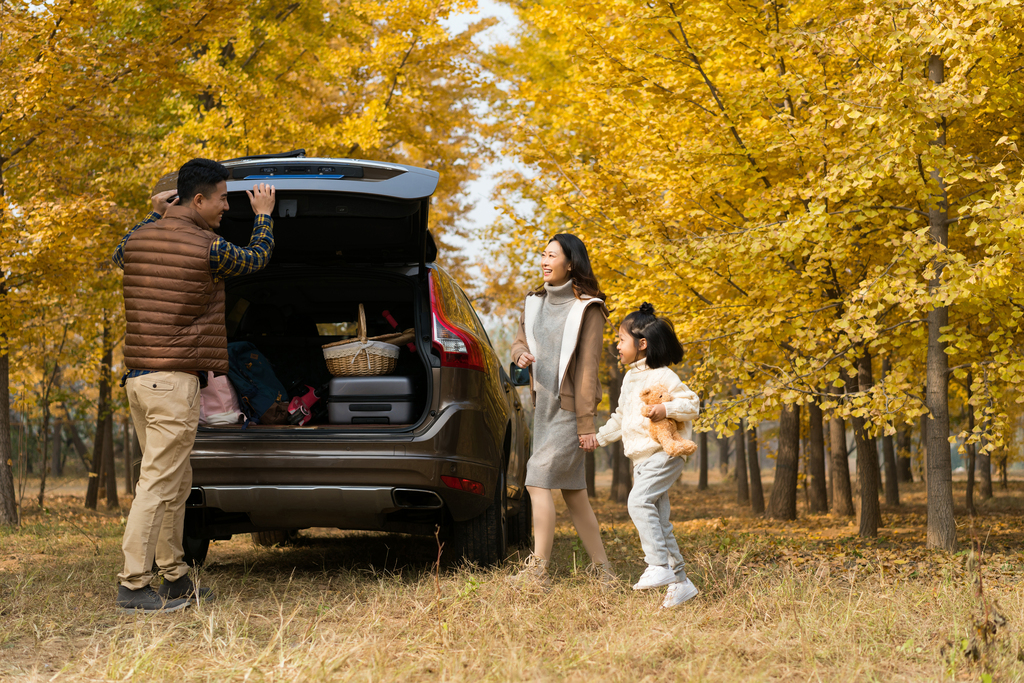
(531, 233), (606, 301)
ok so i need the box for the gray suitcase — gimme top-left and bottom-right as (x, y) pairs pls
(327, 376), (415, 425)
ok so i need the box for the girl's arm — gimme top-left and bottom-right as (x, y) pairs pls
(596, 399), (625, 447)
(658, 370), (700, 422)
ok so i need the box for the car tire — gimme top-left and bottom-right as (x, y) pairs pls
(251, 530), (298, 547)
(507, 488), (532, 548)
(451, 469), (508, 566)
(183, 535), (210, 568)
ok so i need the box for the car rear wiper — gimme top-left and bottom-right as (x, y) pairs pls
(221, 149), (306, 163)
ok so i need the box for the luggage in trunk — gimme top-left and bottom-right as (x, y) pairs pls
(327, 376), (416, 425)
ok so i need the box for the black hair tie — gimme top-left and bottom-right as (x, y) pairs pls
(639, 302), (655, 316)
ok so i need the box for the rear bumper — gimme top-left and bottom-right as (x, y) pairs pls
(190, 485), (444, 529)
(187, 404), (503, 529)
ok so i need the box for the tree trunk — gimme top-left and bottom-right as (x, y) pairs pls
(767, 403), (800, 521)
(0, 340), (19, 526)
(965, 373), (976, 516)
(918, 413), (928, 484)
(879, 358), (899, 507)
(829, 385), (855, 516)
(747, 425), (765, 514)
(850, 351), (881, 537)
(606, 346), (631, 503)
(51, 419), (63, 478)
(807, 400), (827, 513)
(718, 432), (730, 474)
(62, 411), (92, 471)
(86, 322), (113, 510)
(697, 400), (708, 491)
(102, 416), (118, 509)
(978, 436), (992, 500)
(85, 416), (105, 510)
(924, 54), (956, 551)
(881, 431), (899, 507)
(998, 454), (1008, 490)
(896, 428), (913, 483)
(123, 417), (134, 496)
(735, 418), (749, 504)
(37, 406), (51, 507)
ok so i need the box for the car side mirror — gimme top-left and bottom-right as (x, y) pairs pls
(509, 363), (531, 387)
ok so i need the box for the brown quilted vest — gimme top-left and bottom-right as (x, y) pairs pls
(122, 205), (229, 374)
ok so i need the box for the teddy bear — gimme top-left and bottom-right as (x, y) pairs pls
(639, 383), (698, 460)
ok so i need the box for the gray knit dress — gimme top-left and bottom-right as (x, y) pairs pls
(525, 281), (586, 490)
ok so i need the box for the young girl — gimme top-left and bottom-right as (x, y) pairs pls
(594, 303), (700, 608)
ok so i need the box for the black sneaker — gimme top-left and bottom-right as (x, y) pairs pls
(157, 575), (215, 603)
(117, 585), (191, 614)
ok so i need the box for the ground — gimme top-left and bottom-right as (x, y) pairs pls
(1, 472), (1022, 681)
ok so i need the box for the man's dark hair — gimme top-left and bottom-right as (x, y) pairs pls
(177, 158), (230, 205)
(620, 302), (684, 369)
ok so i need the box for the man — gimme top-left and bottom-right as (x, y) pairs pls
(112, 158), (276, 613)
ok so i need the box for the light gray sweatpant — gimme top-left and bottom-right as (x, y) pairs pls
(628, 451), (687, 578)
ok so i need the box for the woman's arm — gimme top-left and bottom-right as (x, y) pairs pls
(573, 304), (607, 435)
(510, 311), (531, 365)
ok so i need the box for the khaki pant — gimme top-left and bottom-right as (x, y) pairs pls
(119, 371), (201, 589)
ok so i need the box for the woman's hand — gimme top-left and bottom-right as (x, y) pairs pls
(646, 404), (667, 422)
(579, 434), (598, 451)
(516, 352), (536, 369)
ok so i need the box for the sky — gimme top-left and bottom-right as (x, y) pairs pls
(440, 1), (520, 265)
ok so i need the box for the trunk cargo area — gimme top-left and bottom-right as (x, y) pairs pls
(207, 269), (429, 430)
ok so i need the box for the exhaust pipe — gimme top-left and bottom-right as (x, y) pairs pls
(392, 489), (443, 509)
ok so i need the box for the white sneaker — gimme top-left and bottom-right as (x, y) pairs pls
(661, 579), (699, 608)
(632, 564), (676, 590)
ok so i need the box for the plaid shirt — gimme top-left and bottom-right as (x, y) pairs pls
(112, 211), (275, 278)
(114, 210), (275, 386)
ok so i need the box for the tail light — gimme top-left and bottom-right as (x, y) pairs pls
(441, 476), (486, 496)
(429, 273), (486, 373)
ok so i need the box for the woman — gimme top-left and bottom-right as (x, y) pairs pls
(510, 234), (616, 589)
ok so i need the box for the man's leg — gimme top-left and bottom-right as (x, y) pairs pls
(118, 372), (201, 590)
(155, 456), (192, 582)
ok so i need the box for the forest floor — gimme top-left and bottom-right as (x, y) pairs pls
(1, 475), (1023, 681)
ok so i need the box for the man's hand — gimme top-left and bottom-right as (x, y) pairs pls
(247, 183), (276, 216)
(516, 352), (536, 369)
(646, 404), (667, 422)
(151, 189), (179, 216)
(579, 434), (598, 451)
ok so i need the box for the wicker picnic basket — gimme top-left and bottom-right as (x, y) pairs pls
(322, 304), (415, 377)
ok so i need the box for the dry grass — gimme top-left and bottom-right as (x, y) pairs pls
(2, 478), (1023, 682)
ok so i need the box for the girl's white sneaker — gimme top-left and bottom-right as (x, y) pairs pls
(632, 564), (676, 590)
(661, 579), (699, 608)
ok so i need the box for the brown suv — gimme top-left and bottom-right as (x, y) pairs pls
(176, 153), (531, 566)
